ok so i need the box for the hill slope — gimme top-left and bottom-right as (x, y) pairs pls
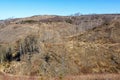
(0, 14), (120, 77)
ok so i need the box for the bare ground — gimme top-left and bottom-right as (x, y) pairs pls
(0, 72), (120, 80)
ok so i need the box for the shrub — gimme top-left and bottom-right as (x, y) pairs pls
(65, 19), (73, 24)
(21, 20), (38, 24)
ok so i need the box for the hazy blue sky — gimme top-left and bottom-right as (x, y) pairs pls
(0, 0), (120, 19)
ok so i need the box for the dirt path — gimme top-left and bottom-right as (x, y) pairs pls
(0, 72), (120, 80)
(62, 74), (120, 80)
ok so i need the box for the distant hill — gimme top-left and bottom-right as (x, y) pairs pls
(0, 14), (120, 77)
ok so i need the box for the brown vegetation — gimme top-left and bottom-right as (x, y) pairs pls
(0, 14), (120, 79)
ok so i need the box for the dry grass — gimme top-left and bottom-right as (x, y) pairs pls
(0, 14), (120, 79)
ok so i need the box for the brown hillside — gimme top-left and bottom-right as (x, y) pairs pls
(0, 14), (120, 79)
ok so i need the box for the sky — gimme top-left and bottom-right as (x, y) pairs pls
(0, 0), (120, 19)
